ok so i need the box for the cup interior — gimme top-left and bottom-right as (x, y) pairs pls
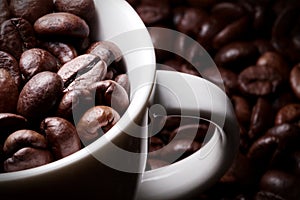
(0, 0), (156, 179)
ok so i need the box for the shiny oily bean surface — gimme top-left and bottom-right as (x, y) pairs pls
(4, 147), (53, 172)
(3, 130), (47, 157)
(0, 51), (21, 87)
(89, 80), (129, 115)
(19, 48), (59, 81)
(0, 69), (19, 113)
(0, 18), (36, 59)
(76, 106), (120, 144)
(17, 71), (63, 119)
(34, 12), (89, 38)
(9, 0), (53, 24)
(40, 117), (81, 159)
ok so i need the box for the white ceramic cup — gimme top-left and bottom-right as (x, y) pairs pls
(0, 1), (239, 199)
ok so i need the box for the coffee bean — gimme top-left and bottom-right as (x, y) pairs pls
(54, 0), (96, 26)
(275, 103), (300, 125)
(159, 139), (202, 162)
(56, 89), (93, 122)
(0, 18), (36, 59)
(256, 51), (289, 81)
(238, 65), (283, 96)
(17, 71), (63, 120)
(214, 41), (259, 71)
(9, 0), (53, 24)
(89, 80), (129, 115)
(34, 12), (89, 39)
(265, 123), (300, 152)
(114, 74), (130, 95)
(19, 48), (59, 81)
(64, 60), (107, 92)
(0, 113), (27, 143)
(3, 147), (53, 172)
(247, 135), (279, 169)
(173, 7), (208, 37)
(272, 6), (300, 63)
(248, 98), (274, 140)
(168, 123), (208, 143)
(86, 41), (123, 66)
(231, 95), (251, 126)
(76, 106), (120, 144)
(0, 0), (10, 25)
(0, 51), (21, 87)
(136, 1), (171, 26)
(39, 41), (78, 65)
(290, 64), (300, 99)
(40, 117), (81, 159)
(212, 16), (250, 49)
(148, 137), (165, 158)
(259, 170), (299, 200)
(0, 69), (19, 113)
(57, 54), (107, 92)
(3, 130), (47, 157)
(211, 2), (245, 25)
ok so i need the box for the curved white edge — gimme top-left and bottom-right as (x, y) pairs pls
(136, 71), (239, 200)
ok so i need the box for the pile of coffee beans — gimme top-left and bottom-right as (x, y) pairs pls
(0, 0), (129, 173)
(127, 0), (300, 199)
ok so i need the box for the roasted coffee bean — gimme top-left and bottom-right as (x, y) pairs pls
(214, 41), (259, 71)
(259, 170), (300, 200)
(0, 51), (21, 87)
(173, 7), (208, 37)
(290, 63), (300, 99)
(238, 65), (283, 96)
(0, 113), (27, 142)
(265, 123), (300, 152)
(0, 69), (19, 113)
(275, 103), (300, 125)
(212, 16), (250, 49)
(148, 137), (165, 157)
(248, 98), (274, 140)
(0, 0), (10, 25)
(34, 12), (89, 39)
(159, 139), (202, 162)
(57, 54), (107, 91)
(19, 48), (59, 81)
(89, 80), (129, 115)
(56, 89), (93, 122)
(3, 130), (47, 157)
(272, 6), (300, 63)
(231, 95), (251, 126)
(136, 1), (171, 26)
(64, 60), (107, 92)
(9, 0), (53, 24)
(114, 74), (130, 95)
(17, 71), (63, 120)
(0, 18), (36, 59)
(256, 51), (289, 81)
(40, 41), (78, 65)
(86, 41), (123, 66)
(54, 0), (96, 26)
(3, 147), (53, 172)
(247, 135), (279, 169)
(168, 123), (208, 143)
(76, 106), (120, 144)
(40, 117), (81, 159)
(254, 191), (286, 200)
(211, 2), (245, 25)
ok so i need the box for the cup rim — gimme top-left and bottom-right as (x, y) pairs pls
(0, 0), (156, 179)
